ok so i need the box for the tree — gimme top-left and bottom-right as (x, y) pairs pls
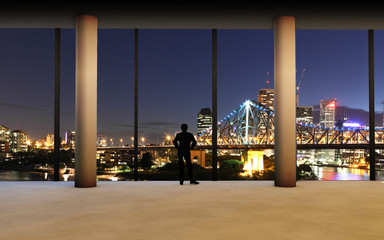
(297, 163), (316, 180)
(140, 152), (155, 171)
(220, 160), (244, 173)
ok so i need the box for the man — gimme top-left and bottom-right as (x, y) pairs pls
(173, 124), (199, 185)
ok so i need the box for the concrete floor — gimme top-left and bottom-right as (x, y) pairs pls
(1, 180), (383, 240)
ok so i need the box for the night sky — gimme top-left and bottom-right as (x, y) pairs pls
(1, 28), (384, 143)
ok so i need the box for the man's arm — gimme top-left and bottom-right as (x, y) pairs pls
(173, 134), (179, 149)
(190, 133), (197, 150)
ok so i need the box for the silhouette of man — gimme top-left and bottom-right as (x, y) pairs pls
(173, 123), (199, 185)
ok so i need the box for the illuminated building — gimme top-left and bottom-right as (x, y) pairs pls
(318, 99), (338, 164)
(296, 107), (314, 165)
(0, 125), (11, 152)
(197, 108), (212, 136)
(65, 131), (76, 149)
(341, 149), (366, 165)
(0, 125), (11, 142)
(241, 150), (264, 176)
(257, 89), (274, 110)
(45, 133), (54, 149)
(10, 130), (28, 152)
(296, 106), (313, 124)
(320, 99), (336, 128)
(0, 141), (9, 152)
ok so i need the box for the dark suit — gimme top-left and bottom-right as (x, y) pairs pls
(173, 131), (197, 182)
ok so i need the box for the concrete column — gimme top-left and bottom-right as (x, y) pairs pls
(75, 15), (98, 188)
(274, 16), (296, 187)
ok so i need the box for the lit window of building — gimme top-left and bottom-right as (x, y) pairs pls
(10, 130), (28, 152)
(257, 89), (274, 110)
(296, 106), (313, 124)
(320, 99), (336, 128)
(197, 108), (212, 136)
(65, 131), (76, 149)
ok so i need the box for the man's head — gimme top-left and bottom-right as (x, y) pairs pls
(181, 124), (188, 132)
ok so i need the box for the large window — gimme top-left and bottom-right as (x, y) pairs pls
(0, 29), (56, 180)
(216, 30), (274, 180)
(1, 28), (381, 182)
(296, 30), (369, 180)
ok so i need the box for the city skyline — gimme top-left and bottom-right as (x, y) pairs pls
(1, 29), (384, 142)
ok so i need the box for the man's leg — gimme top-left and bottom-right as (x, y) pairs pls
(178, 152), (184, 185)
(184, 153), (198, 184)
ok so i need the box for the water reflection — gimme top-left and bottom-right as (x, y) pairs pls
(313, 166), (375, 180)
(0, 170), (74, 181)
(1, 168), (384, 181)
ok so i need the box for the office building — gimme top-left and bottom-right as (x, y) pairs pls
(65, 131), (76, 149)
(197, 108), (212, 136)
(320, 99), (336, 128)
(296, 106), (313, 124)
(10, 130), (28, 152)
(257, 89), (274, 110)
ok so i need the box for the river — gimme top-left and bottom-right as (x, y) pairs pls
(0, 170), (54, 181)
(312, 166), (384, 181)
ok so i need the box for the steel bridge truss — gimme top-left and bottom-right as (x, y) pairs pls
(197, 100), (384, 146)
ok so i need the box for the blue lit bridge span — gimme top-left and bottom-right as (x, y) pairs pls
(195, 99), (384, 150)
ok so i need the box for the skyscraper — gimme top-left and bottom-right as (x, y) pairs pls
(65, 131), (76, 149)
(296, 106), (313, 124)
(257, 89), (274, 110)
(10, 130), (28, 152)
(320, 99), (336, 128)
(197, 108), (212, 136)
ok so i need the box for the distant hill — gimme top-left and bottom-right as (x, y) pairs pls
(312, 105), (383, 127)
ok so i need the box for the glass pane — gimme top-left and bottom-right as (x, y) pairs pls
(132, 29), (212, 182)
(374, 31), (384, 181)
(96, 29), (134, 181)
(217, 29), (274, 180)
(0, 29), (55, 180)
(297, 30), (369, 180)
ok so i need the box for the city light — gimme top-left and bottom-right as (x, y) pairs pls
(1, 88), (382, 182)
(343, 122), (360, 128)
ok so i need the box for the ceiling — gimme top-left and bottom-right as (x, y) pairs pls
(1, 3), (384, 30)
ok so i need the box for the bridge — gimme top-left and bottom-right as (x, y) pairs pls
(196, 99), (384, 149)
(96, 99), (384, 152)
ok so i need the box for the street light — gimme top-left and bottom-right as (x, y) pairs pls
(141, 137), (145, 146)
(26, 140), (31, 152)
(166, 135), (171, 145)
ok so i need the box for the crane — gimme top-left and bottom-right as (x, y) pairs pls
(296, 68), (306, 106)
